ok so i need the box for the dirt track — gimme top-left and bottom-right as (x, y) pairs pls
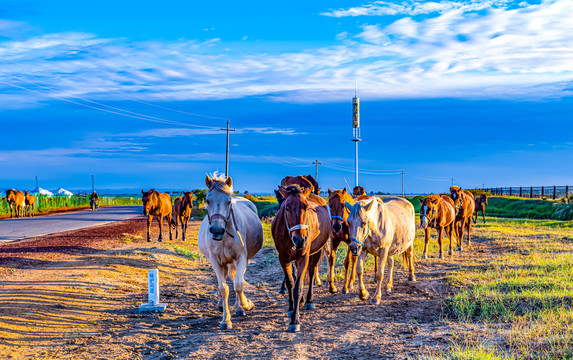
(0, 217), (474, 359)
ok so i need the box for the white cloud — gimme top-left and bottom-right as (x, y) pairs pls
(0, 0), (572, 107)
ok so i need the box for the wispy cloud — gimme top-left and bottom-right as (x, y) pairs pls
(1, 0), (572, 107)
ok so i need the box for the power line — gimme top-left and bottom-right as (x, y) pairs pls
(0, 74), (220, 129)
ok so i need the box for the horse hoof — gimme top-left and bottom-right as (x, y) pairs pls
(438, 254), (443, 259)
(219, 322), (232, 330)
(236, 309), (246, 317)
(287, 324), (301, 333)
(157, 239), (163, 243)
(288, 310), (294, 317)
(245, 300), (255, 311)
(409, 276), (416, 282)
(341, 288), (348, 295)
(457, 247), (462, 251)
(370, 298), (381, 305)
(386, 288), (392, 295)
(147, 239), (151, 243)
(421, 254), (427, 260)
(329, 286), (337, 294)
(359, 291), (369, 301)
(304, 303), (315, 311)
(278, 288), (287, 295)
(448, 250), (453, 256)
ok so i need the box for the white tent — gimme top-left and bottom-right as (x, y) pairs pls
(31, 187), (53, 197)
(56, 188), (73, 197)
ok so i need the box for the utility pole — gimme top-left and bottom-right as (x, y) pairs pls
(401, 170), (405, 198)
(351, 85), (361, 188)
(451, 177), (455, 187)
(312, 158), (322, 182)
(92, 175), (95, 193)
(220, 119), (236, 177)
(35, 175), (38, 189)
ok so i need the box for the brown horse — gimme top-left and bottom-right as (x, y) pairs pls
(473, 194), (488, 224)
(24, 191), (35, 217)
(327, 188), (358, 294)
(272, 185), (330, 332)
(450, 186), (475, 250)
(174, 191), (194, 241)
(6, 189), (25, 218)
(353, 186), (366, 197)
(418, 195), (456, 259)
(142, 189), (173, 242)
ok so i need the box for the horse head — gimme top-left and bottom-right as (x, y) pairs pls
(419, 195), (440, 229)
(345, 199), (376, 257)
(450, 186), (464, 215)
(205, 173), (233, 241)
(141, 189), (158, 216)
(278, 185), (311, 250)
(184, 191), (194, 208)
(353, 186), (366, 197)
(481, 193), (488, 205)
(328, 188), (352, 235)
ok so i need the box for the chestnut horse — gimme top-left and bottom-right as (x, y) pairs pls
(450, 186), (475, 250)
(24, 191), (35, 217)
(473, 194), (488, 224)
(418, 195), (456, 259)
(174, 191), (194, 241)
(198, 173), (263, 330)
(272, 185), (330, 332)
(327, 188), (358, 294)
(141, 189), (173, 242)
(353, 186), (366, 197)
(346, 197), (416, 304)
(6, 189), (25, 218)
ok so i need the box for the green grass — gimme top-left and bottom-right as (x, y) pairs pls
(437, 217), (573, 359)
(171, 244), (202, 260)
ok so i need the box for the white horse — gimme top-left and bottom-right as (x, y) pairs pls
(198, 173), (263, 330)
(345, 197), (416, 305)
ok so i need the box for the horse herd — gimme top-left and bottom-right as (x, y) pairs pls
(137, 172), (489, 333)
(4, 189), (36, 217)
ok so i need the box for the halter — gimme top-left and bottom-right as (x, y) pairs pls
(349, 221), (370, 246)
(206, 187), (245, 247)
(284, 210), (309, 233)
(331, 215), (345, 221)
(421, 205), (438, 227)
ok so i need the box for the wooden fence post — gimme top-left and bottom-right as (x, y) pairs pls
(509, 187), (512, 196)
(520, 187), (522, 198)
(541, 186), (544, 198)
(553, 186), (556, 200)
(566, 185), (569, 198)
(530, 186), (533, 199)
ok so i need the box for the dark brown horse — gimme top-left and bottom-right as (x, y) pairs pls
(353, 186), (366, 197)
(327, 188), (358, 294)
(450, 186), (475, 250)
(142, 189), (173, 242)
(6, 189), (25, 218)
(24, 191), (35, 217)
(271, 185), (330, 332)
(174, 191), (194, 241)
(473, 194), (488, 224)
(419, 195), (456, 259)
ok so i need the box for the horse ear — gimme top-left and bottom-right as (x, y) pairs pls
(366, 200), (376, 211)
(225, 177), (233, 188)
(303, 187), (312, 198)
(205, 176), (213, 188)
(141, 190), (145, 195)
(328, 188), (332, 195)
(417, 196), (423, 204)
(342, 188), (347, 194)
(278, 186), (288, 199)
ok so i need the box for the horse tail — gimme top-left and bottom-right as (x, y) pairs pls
(171, 216), (177, 227)
(402, 252), (409, 269)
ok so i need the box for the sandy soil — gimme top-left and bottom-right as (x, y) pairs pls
(0, 217), (478, 359)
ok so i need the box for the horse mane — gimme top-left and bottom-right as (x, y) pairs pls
(353, 186), (366, 196)
(328, 189), (354, 204)
(424, 194), (441, 204)
(209, 171), (234, 195)
(450, 186), (461, 191)
(285, 185), (303, 196)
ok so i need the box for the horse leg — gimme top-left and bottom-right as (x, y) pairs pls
(372, 255), (378, 283)
(168, 214), (173, 240)
(371, 247), (389, 305)
(304, 252), (322, 310)
(314, 249), (323, 287)
(356, 252), (369, 301)
(466, 217), (472, 246)
(182, 217), (187, 241)
(174, 215), (179, 239)
(385, 256), (394, 294)
(482, 210), (486, 224)
(288, 255), (309, 333)
(157, 215), (164, 242)
(147, 215), (152, 242)
(280, 262), (295, 315)
(407, 244), (416, 281)
(342, 250), (352, 294)
(327, 237), (341, 293)
(422, 228), (430, 259)
(210, 256), (232, 330)
(437, 227), (444, 259)
(447, 224), (454, 256)
(216, 264), (230, 311)
(233, 255), (254, 316)
(457, 219), (465, 251)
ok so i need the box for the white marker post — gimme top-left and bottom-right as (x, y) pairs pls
(139, 269), (167, 312)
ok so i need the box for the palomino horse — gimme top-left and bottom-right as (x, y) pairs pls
(173, 191), (194, 241)
(450, 186), (475, 250)
(418, 195), (456, 259)
(24, 191), (35, 217)
(272, 185), (330, 332)
(327, 188), (358, 294)
(346, 197), (416, 305)
(5, 189), (25, 218)
(198, 174), (263, 330)
(141, 189), (173, 242)
(473, 194), (488, 224)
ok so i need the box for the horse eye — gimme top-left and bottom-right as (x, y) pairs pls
(286, 206), (290, 211)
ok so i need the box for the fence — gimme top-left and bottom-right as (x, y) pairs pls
(479, 186), (573, 200)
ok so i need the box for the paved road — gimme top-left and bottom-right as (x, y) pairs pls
(0, 206), (143, 243)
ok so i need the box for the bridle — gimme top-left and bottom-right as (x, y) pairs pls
(284, 209), (309, 250)
(206, 187), (244, 246)
(349, 221), (370, 246)
(421, 203), (438, 228)
(452, 192), (464, 214)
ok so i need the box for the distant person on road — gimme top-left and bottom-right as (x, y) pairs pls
(89, 191), (99, 210)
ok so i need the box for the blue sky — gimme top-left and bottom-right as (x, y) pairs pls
(1, 0), (572, 194)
